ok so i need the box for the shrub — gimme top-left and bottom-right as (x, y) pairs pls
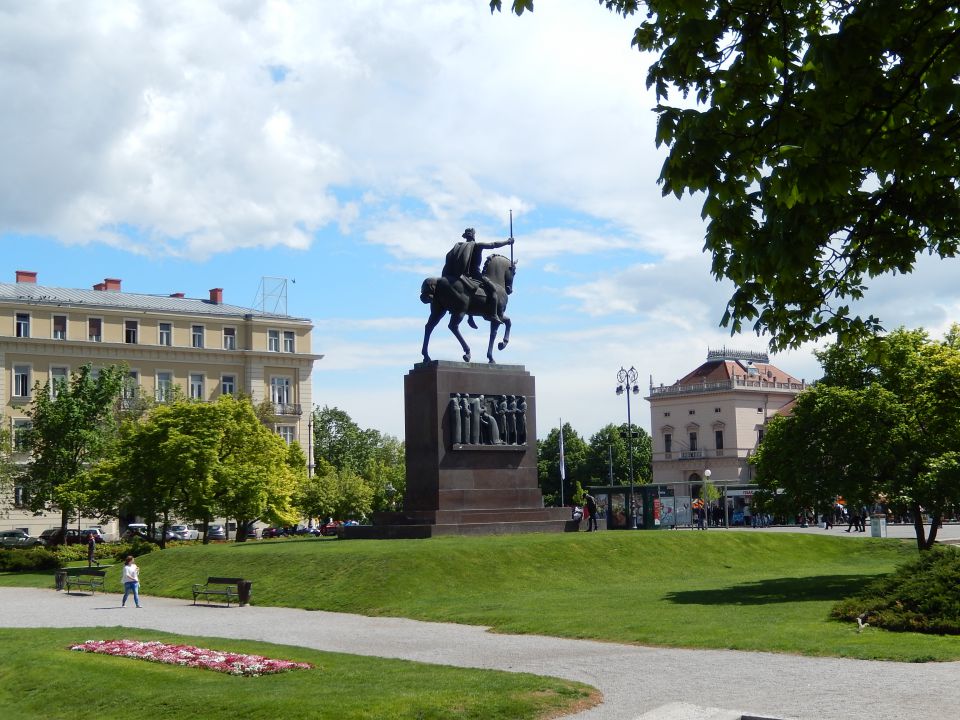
(0, 548), (61, 572)
(832, 546), (960, 634)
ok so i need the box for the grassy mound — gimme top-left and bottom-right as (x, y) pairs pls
(832, 545), (960, 634)
(6, 531), (960, 660)
(0, 627), (595, 720)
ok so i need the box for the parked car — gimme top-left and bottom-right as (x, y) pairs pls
(123, 523), (149, 540)
(38, 528), (83, 546)
(261, 527), (286, 538)
(245, 526), (259, 539)
(80, 528), (104, 543)
(293, 524), (320, 536)
(206, 524), (227, 541)
(319, 520), (341, 536)
(168, 524), (200, 541)
(0, 529), (45, 548)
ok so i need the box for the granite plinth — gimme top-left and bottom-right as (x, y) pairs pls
(342, 361), (573, 539)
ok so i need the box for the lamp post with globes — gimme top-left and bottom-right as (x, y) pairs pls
(703, 468), (712, 529)
(616, 366), (640, 529)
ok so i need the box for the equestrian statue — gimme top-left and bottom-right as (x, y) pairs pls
(421, 226), (516, 363)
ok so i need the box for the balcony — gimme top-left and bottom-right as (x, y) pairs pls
(680, 450), (703, 460)
(648, 377), (808, 397)
(273, 402), (302, 416)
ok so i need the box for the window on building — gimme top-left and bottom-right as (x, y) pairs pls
(50, 366), (69, 398)
(13, 484), (27, 508)
(191, 325), (204, 348)
(159, 322), (172, 346)
(15, 312), (30, 338)
(156, 372), (173, 402)
(757, 407), (763, 413)
(12, 418), (31, 452)
(757, 427), (765, 443)
(123, 371), (139, 400)
(268, 329), (280, 352)
(270, 376), (291, 405)
(221, 375), (236, 396)
(664, 433), (672, 453)
(689, 432), (698, 452)
(13, 365), (31, 397)
(88, 318), (102, 342)
(53, 314), (67, 340)
(276, 425), (296, 444)
(714, 407), (721, 413)
(283, 331), (295, 353)
(688, 409), (695, 415)
(715, 430), (724, 450)
(223, 327), (236, 350)
(664, 411), (671, 417)
(124, 320), (138, 344)
(189, 373), (204, 400)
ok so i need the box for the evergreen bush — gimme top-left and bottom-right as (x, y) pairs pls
(832, 546), (960, 634)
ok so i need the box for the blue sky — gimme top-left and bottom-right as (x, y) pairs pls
(3, 1), (959, 440)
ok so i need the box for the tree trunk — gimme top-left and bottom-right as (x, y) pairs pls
(924, 511), (942, 550)
(912, 503), (938, 551)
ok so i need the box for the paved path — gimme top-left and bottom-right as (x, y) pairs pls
(2, 585), (958, 720)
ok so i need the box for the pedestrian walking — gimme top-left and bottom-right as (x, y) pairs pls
(585, 494), (599, 532)
(121, 556), (141, 608)
(86, 532), (97, 567)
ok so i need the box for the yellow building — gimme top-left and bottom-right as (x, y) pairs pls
(1, 270), (320, 536)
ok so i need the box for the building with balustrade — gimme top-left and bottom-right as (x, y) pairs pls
(645, 348), (807, 526)
(1, 270), (320, 535)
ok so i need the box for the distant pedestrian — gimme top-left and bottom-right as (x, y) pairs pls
(585, 494), (599, 532)
(87, 533), (97, 567)
(121, 556), (141, 608)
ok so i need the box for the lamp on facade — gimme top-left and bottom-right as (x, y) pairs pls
(616, 366), (640, 529)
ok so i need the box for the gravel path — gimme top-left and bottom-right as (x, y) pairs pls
(2, 586), (958, 720)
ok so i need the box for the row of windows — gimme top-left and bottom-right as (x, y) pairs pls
(664, 407), (764, 417)
(12, 313), (297, 352)
(9, 417), (299, 459)
(10, 366), (294, 405)
(663, 430), (726, 453)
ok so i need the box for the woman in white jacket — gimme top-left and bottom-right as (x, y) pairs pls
(121, 556), (141, 608)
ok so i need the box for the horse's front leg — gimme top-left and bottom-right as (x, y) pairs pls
(448, 313), (471, 363)
(422, 307), (444, 362)
(497, 315), (511, 352)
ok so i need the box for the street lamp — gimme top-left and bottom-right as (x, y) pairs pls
(616, 366), (640, 529)
(703, 468), (712, 530)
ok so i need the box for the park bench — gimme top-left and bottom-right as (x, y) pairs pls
(192, 576), (243, 606)
(64, 568), (106, 595)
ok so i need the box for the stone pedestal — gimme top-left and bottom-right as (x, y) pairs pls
(342, 361), (575, 538)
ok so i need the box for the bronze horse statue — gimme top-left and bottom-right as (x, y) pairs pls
(420, 254), (515, 363)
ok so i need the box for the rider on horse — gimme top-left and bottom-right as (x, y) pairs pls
(442, 228), (514, 327)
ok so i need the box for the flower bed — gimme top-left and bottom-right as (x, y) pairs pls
(70, 639), (313, 676)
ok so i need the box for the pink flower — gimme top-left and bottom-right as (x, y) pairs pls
(70, 640), (312, 677)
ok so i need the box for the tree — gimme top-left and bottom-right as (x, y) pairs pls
(586, 423), (652, 486)
(312, 405), (405, 512)
(313, 406), (374, 475)
(752, 327), (960, 550)
(21, 364), (126, 531)
(211, 396), (301, 541)
(537, 423), (589, 505)
(493, 1), (960, 350)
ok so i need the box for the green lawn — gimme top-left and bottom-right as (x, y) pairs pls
(4, 532), (960, 661)
(0, 627), (595, 720)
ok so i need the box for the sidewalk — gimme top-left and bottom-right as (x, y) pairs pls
(2, 586), (958, 720)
